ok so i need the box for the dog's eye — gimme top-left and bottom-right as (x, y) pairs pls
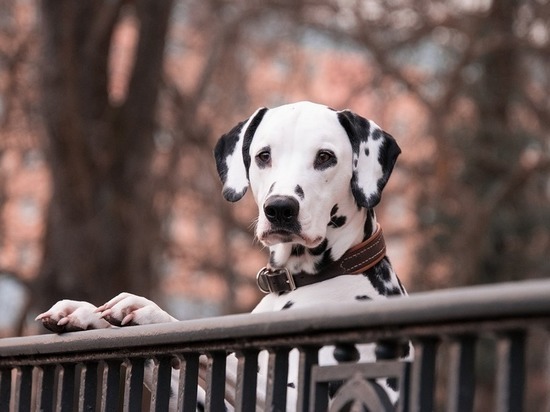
(314, 150), (336, 169)
(316, 151), (332, 163)
(256, 150), (271, 166)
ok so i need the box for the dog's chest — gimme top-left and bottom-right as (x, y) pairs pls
(252, 274), (385, 313)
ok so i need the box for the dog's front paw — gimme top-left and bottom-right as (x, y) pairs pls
(95, 292), (177, 326)
(36, 300), (112, 333)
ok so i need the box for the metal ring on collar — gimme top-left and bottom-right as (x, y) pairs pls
(256, 267), (295, 294)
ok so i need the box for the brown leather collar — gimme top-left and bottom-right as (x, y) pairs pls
(256, 224), (386, 294)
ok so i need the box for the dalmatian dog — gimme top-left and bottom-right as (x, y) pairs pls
(37, 101), (408, 410)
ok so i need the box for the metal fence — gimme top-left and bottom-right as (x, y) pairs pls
(1, 279), (550, 411)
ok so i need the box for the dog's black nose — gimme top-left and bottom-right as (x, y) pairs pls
(264, 196), (300, 225)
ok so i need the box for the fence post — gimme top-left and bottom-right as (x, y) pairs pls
(0, 368), (11, 411)
(123, 358), (145, 412)
(409, 338), (438, 412)
(99, 360), (121, 411)
(495, 331), (525, 412)
(265, 347), (290, 412)
(78, 362), (98, 412)
(14, 366), (33, 412)
(37, 364), (56, 412)
(447, 335), (477, 412)
(296, 345), (319, 412)
(205, 351), (227, 412)
(235, 349), (259, 412)
(177, 353), (199, 411)
(57, 363), (76, 412)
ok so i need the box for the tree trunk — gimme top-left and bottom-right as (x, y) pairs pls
(35, 0), (174, 310)
(460, 0), (522, 284)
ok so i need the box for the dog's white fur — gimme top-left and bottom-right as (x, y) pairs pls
(37, 101), (407, 410)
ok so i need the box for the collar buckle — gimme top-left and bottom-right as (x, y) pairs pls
(256, 267), (296, 294)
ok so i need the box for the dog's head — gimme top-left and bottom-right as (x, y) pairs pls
(215, 101), (400, 248)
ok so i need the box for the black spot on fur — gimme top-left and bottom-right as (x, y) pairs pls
(294, 185), (304, 200)
(214, 120), (246, 185)
(242, 108), (268, 179)
(365, 147), (370, 156)
(287, 382), (295, 388)
(308, 238), (328, 256)
(291, 245), (305, 256)
(221, 187), (245, 203)
(337, 110), (400, 209)
(364, 264), (389, 296)
(315, 248), (334, 272)
(363, 258), (405, 297)
(375, 341), (399, 360)
(375, 339), (412, 394)
(328, 214), (347, 229)
(386, 286), (404, 296)
(355, 295), (371, 301)
(281, 301), (294, 310)
(377, 131), (401, 184)
(337, 111), (370, 156)
(328, 205), (346, 228)
(387, 377), (398, 392)
(214, 116), (251, 202)
(373, 339), (410, 393)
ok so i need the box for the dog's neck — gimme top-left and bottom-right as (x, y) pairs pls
(267, 206), (378, 275)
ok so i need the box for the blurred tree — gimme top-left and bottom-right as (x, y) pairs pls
(411, 0), (550, 287)
(297, 0), (550, 289)
(36, 1), (174, 308)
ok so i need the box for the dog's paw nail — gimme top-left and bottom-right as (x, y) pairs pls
(102, 314), (121, 327)
(99, 308), (112, 318)
(121, 313), (134, 326)
(95, 304), (108, 313)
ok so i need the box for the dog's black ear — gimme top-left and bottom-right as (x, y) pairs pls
(214, 107), (268, 202)
(337, 110), (401, 209)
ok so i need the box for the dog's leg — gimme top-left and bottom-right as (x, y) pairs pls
(94, 292), (178, 326)
(35, 300), (111, 333)
(36, 292), (178, 332)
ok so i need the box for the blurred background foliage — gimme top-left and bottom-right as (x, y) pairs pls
(0, 0), (548, 337)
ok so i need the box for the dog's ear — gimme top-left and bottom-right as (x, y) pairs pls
(337, 110), (401, 209)
(214, 107), (268, 202)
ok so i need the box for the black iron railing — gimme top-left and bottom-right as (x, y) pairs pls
(1, 279), (550, 411)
